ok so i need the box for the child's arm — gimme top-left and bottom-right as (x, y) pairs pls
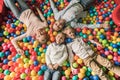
(35, 7), (48, 27)
(49, 0), (59, 14)
(89, 40), (103, 47)
(57, 46), (68, 66)
(49, 0), (80, 20)
(67, 45), (74, 68)
(46, 45), (53, 68)
(11, 33), (27, 54)
(36, 7), (46, 22)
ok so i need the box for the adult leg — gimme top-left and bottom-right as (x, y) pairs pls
(83, 57), (110, 80)
(4, 0), (21, 19)
(96, 55), (120, 76)
(44, 69), (52, 80)
(16, 0), (29, 11)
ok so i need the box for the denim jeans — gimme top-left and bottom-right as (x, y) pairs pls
(4, 0), (29, 19)
(44, 67), (62, 80)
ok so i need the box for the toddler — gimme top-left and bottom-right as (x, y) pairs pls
(44, 32), (68, 80)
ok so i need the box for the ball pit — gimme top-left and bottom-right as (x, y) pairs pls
(0, 0), (120, 80)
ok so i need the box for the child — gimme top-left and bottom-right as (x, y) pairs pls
(63, 27), (120, 80)
(49, 0), (108, 31)
(44, 32), (68, 80)
(4, 0), (48, 54)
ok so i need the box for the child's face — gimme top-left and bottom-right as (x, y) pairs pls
(55, 33), (65, 44)
(64, 28), (75, 39)
(53, 19), (65, 31)
(36, 29), (47, 44)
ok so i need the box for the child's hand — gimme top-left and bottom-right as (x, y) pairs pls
(16, 48), (24, 55)
(48, 64), (54, 70)
(71, 66), (76, 74)
(96, 43), (103, 48)
(100, 23), (109, 28)
(53, 63), (59, 70)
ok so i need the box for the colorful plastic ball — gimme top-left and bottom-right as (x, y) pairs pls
(78, 73), (85, 79)
(31, 70), (36, 76)
(83, 77), (89, 80)
(41, 65), (47, 71)
(38, 75), (44, 80)
(65, 69), (71, 76)
(0, 52), (5, 58)
(34, 60), (39, 66)
(62, 76), (66, 80)
(93, 75), (99, 80)
(4, 75), (11, 80)
(3, 59), (9, 64)
(72, 62), (78, 68)
(38, 70), (44, 75)
(3, 31), (9, 36)
(4, 70), (10, 75)
(0, 68), (3, 73)
(20, 73), (27, 79)
(72, 75), (78, 80)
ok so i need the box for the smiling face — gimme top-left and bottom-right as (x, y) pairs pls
(53, 19), (66, 31)
(35, 28), (48, 44)
(55, 33), (65, 45)
(63, 27), (75, 39)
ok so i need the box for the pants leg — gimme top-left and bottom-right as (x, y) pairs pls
(52, 67), (62, 80)
(4, 0), (21, 19)
(83, 57), (110, 80)
(96, 55), (120, 76)
(80, 0), (95, 10)
(16, 0), (29, 11)
(52, 71), (61, 80)
(44, 69), (52, 80)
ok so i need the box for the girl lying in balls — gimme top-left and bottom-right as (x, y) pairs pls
(63, 27), (120, 80)
(4, 0), (48, 54)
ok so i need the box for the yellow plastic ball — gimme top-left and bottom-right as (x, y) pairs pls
(37, 56), (41, 61)
(41, 53), (45, 58)
(107, 55), (113, 60)
(24, 63), (30, 68)
(31, 70), (37, 76)
(108, 71), (114, 76)
(65, 69), (71, 76)
(77, 59), (83, 64)
(39, 47), (43, 52)
(53, 31), (58, 36)
(10, 72), (15, 78)
(29, 60), (33, 65)
(16, 31), (20, 35)
(41, 58), (45, 64)
(78, 73), (85, 79)
(80, 68), (86, 73)
(4, 75), (11, 80)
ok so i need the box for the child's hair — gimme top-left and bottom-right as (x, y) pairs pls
(57, 32), (66, 38)
(63, 26), (75, 33)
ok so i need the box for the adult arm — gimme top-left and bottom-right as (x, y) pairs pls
(57, 46), (68, 66)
